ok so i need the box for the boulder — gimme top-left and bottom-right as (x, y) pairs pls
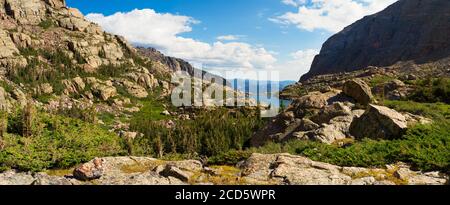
(117, 80), (148, 98)
(350, 104), (408, 140)
(33, 83), (53, 95)
(32, 173), (73, 185)
(160, 165), (191, 182)
(0, 170), (35, 185)
(310, 102), (353, 124)
(311, 110), (364, 144)
(91, 82), (117, 101)
(73, 158), (104, 181)
(62, 77), (85, 95)
(343, 79), (374, 105)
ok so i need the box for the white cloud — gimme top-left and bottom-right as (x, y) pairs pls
(86, 9), (276, 72)
(275, 49), (319, 80)
(217, 35), (244, 41)
(273, 0), (398, 33)
(281, 0), (306, 7)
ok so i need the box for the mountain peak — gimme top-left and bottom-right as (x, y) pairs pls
(301, 0), (450, 81)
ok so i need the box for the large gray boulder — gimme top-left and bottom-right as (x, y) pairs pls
(350, 104), (408, 140)
(343, 79), (374, 105)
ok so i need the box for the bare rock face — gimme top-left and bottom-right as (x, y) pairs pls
(302, 0), (450, 81)
(350, 104), (408, 140)
(0, 170), (35, 185)
(240, 153), (448, 185)
(0, 29), (27, 68)
(3, 0), (46, 24)
(44, 0), (66, 9)
(343, 79), (374, 105)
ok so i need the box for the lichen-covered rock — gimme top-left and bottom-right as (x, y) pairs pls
(2, 0), (46, 24)
(89, 79), (117, 101)
(343, 79), (374, 105)
(116, 79), (148, 98)
(240, 153), (448, 185)
(0, 170), (35, 185)
(44, 0), (66, 9)
(33, 83), (53, 95)
(350, 104), (408, 140)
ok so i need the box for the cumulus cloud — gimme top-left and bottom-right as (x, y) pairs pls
(281, 0), (306, 7)
(216, 35), (245, 41)
(86, 9), (276, 72)
(273, 49), (319, 80)
(273, 0), (398, 33)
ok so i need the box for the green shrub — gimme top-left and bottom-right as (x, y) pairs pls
(240, 122), (450, 173)
(382, 100), (450, 121)
(38, 19), (54, 30)
(0, 112), (124, 172)
(408, 77), (450, 104)
(130, 107), (266, 158)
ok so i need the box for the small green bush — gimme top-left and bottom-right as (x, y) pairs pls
(38, 19), (54, 30)
(408, 77), (450, 104)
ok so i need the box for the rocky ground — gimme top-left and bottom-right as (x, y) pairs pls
(252, 78), (432, 146)
(0, 153), (447, 185)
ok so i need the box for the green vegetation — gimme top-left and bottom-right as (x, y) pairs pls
(210, 121), (450, 173)
(382, 100), (450, 121)
(9, 48), (85, 95)
(369, 75), (396, 87)
(0, 109), (124, 172)
(408, 77), (450, 104)
(130, 107), (266, 158)
(38, 19), (55, 30)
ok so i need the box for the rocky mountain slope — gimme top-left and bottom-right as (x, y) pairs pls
(137, 47), (229, 86)
(301, 0), (450, 81)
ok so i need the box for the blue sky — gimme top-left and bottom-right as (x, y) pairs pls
(66, 0), (396, 80)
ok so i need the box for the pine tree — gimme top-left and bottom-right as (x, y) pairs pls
(22, 100), (35, 137)
(154, 135), (164, 158)
(0, 111), (7, 150)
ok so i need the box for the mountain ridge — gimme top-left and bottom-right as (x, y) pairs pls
(301, 0), (450, 81)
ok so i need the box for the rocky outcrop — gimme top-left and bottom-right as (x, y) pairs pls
(301, 0), (450, 81)
(0, 29), (27, 68)
(2, 154), (446, 185)
(71, 157), (201, 185)
(343, 79), (374, 105)
(87, 78), (117, 101)
(2, 0), (46, 24)
(240, 153), (448, 185)
(250, 89), (359, 146)
(350, 104), (408, 140)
